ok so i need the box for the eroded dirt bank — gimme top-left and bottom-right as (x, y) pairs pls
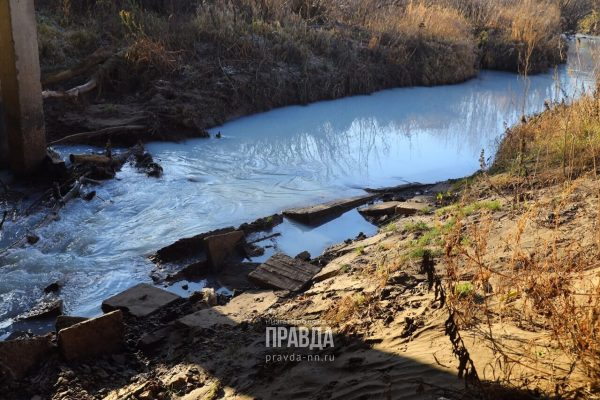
(3, 168), (599, 399)
(37, 0), (571, 146)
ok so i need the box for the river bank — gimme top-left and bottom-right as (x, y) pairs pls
(36, 0), (579, 146)
(3, 157), (599, 398)
(3, 85), (600, 399)
(2, 36), (597, 343)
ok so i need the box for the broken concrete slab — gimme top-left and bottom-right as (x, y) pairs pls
(102, 283), (181, 318)
(283, 194), (376, 225)
(395, 201), (430, 215)
(364, 182), (430, 194)
(178, 291), (278, 329)
(58, 310), (124, 361)
(205, 230), (245, 269)
(138, 326), (172, 351)
(19, 298), (63, 321)
(0, 335), (54, 380)
(150, 226), (235, 264)
(359, 201), (429, 218)
(248, 253), (321, 291)
(358, 201), (403, 217)
(55, 316), (88, 332)
(156, 254), (211, 283)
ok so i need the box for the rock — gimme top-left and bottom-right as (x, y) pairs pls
(138, 326), (171, 350)
(313, 262), (345, 283)
(102, 283), (181, 317)
(44, 281), (62, 294)
(56, 316), (88, 332)
(283, 194), (377, 225)
(5, 330), (33, 340)
(205, 230), (245, 269)
(178, 291), (277, 329)
(164, 372), (187, 389)
(82, 191), (96, 201)
(249, 253), (321, 291)
(238, 214), (284, 234)
(358, 201), (403, 217)
(151, 227), (235, 264)
(20, 298), (63, 321)
(395, 201), (430, 216)
(202, 288), (217, 307)
(58, 310), (124, 361)
(26, 234), (40, 245)
(0, 335), (54, 380)
(165, 256), (210, 282)
(295, 251), (311, 262)
(243, 243), (265, 258)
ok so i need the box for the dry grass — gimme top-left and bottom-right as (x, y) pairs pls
(442, 180), (600, 395)
(38, 0), (580, 82)
(493, 91), (600, 181)
(442, 84), (600, 392)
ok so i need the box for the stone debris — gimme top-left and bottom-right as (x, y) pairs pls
(151, 227), (236, 264)
(57, 310), (124, 361)
(178, 291), (278, 329)
(44, 281), (62, 293)
(248, 253), (321, 291)
(102, 283), (181, 317)
(55, 315), (88, 332)
(204, 230), (245, 269)
(0, 335), (54, 380)
(19, 298), (63, 321)
(283, 194), (376, 224)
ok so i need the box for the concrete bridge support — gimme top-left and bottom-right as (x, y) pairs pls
(0, 0), (46, 175)
(0, 86), (8, 169)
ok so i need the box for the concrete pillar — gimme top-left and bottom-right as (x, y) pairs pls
(0, 82), (8, 169)
(0, 0), (46, 175)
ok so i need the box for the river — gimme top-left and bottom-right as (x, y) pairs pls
(0, 36), (598, 339)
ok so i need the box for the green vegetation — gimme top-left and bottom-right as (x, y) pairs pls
(436, 200), (502, 217)
(453, 281), (475, 298)
(402, 219), (456, 260)
(403, 221), (431, 233)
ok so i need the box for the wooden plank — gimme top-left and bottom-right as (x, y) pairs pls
(249, 253), (321, 291)
(283, 194), (377, 225)
(250, 268), (303, 291)
(262, 254), (319, 276)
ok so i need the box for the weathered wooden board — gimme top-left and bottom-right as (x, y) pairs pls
(283, 194), (377, 225)
(248, 253), (321, 291)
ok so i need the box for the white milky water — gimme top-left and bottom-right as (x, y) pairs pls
(0, 36), (598, 338)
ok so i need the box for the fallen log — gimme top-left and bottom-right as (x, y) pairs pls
(42, 78), (97, 99)
(42, 50), (123, 100)
(53, 177), (84, 212)
(42, 48), (113, 86)
(69, 154), (113, 166)
(49, 125), (147, 146)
